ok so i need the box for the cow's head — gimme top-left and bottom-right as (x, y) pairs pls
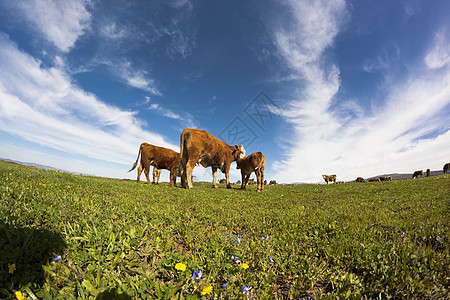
(233, 145), (246, 160)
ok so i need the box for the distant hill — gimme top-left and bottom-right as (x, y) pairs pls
(367, 171), (444, 181)
(0, 158), (85, 175)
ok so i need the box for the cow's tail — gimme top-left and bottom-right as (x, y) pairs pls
(128, 143), (145, 172)
(179, 129), (191, 186)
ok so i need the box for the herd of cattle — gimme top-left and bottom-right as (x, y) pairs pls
(322, 162), (450, 184)
(129, 128), (265, 191)
(128, 127), (448, 190)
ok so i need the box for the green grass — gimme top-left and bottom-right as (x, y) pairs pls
(0, 160), (449, 299)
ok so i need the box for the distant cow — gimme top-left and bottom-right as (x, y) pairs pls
(322, 174), (336, 184)
(218, 179), (226, 184)
(356, 177), (365, 183)
(426, 169), (431, 177)
(379, 176), (391, 181)
(129, 143), (181, 187)
(180, 128), (245, 189)
(412, 170), (423, 179)
(247, 178), (255, 185)
(443, 163), (450, 174)
(236, 152), (265, 191)
(368, 178), (380, 182)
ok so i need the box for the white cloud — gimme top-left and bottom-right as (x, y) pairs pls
(271, 1), (450, 183)
(100, 22), (127, 40)
(425, 30), (450, 69)
(119, 61), (161, 95)
(147, 101), (196, 127)
(14, 0), (91, 52)
(0, 35), (177, 170)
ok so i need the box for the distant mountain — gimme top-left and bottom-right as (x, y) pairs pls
(366, 171), (444, 181)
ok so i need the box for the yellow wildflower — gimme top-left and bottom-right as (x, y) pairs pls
(175, 262), (186, 271)
(242, 262), (249, 269)
(8, 263), (16, 274)
(200, 286), (213, 295)
(15, 291), (24, 300)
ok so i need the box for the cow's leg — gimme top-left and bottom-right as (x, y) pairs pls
(144, 165), (151, 185)
(240, 172), (245, 189)
(156, 169), (161, 184)
(212, 167), (218, 188)
(257, 167), (264, 191)
(243, 174), (250, 189)
(169, 169), (176, 187)
(224, 165), (232, 189)
(137, 164), (143, 183)
(185, 160), (195, 189)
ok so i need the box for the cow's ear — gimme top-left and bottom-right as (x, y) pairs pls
(235, 145), (239, 149)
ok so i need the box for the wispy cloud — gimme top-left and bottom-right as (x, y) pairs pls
(13, 0), (91, 52)
(425, 29), (450, 69)
(270, 1), (450, 183)
(0, 34), (177, 167)
(118, 60), (161, 95)
(148, 102), (196, 128)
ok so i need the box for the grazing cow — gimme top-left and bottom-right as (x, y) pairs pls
(247, 178), (255, 185)
(412, 170), (423, 179)
(218, 179), (226, 184)
(129, 143), (181, 187)
(368, 178), (380, 182)
(235, 152), (265, 191)
(426, 169), (431, 177)
(356, 177), (365, 183)
(322, 174), (337, 184)
(443, 163), (450, 174)
(180, 128), (245, 189)
(379, 176), (392, 181)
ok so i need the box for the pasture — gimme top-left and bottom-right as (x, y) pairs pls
(1, 160), (449, 299)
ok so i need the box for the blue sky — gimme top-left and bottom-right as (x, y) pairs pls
(0, 0), (449, 183)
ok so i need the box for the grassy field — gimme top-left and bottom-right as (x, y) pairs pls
(0, 160), (449, 299)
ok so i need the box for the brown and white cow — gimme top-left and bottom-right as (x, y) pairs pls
(129, 143), (181, 187)
(443, 163), (449, 174)
(152, 167), (162, 184)
(322, 174), (336, 184)
(235, 152), (265, 192)
(356, 177), (365, 183)
(379, 176), (391, 181)
(247, 178), (255, 185)
(180, 128), (245, 189)
(218, 179), (226, 184)
(412, 170), (423, 179)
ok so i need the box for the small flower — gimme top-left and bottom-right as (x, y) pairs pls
(190, 270), (202, 281)
(175, 263), (186, 271)
(401, 232), (405, 237)
(53, 255), (62, 262)
(8, 263), (16, 274)
(222, 283), (227, 288)
(15, 291), (24, 300)
(241, 262), (249, 269)
(227, 275), (232, 279)
(268, 256), (274, 263)
(235, 258), (241, 264)
(201, 286), (213, 295)
(242, 285), (252, 294)
(209, 258), (214, 263)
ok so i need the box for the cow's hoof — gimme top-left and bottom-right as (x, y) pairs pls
(212, 185), (218, 188)
(226, 185), (232, 189)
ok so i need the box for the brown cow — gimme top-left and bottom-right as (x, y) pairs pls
(247, 178), (255, 185)
(426, 169), (431, 177)
(443, 163), (449, 174)
(368, 178), (380, 182)
(218, 179), (226, 184)
(180, 128), (245, 189)
(412, 170), (423, 179)
(356, 177), (365, 183)
(129, 143), (180, 187)
(379, 176), (391, 181)
(235, 152), (265, 192)
(322, 174), (336, 184)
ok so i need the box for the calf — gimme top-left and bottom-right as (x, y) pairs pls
(247, 178), (255, 185)
(412, 170), (423, 179)
(235, 152), (265, 192)
(322, 174), (336, 184)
